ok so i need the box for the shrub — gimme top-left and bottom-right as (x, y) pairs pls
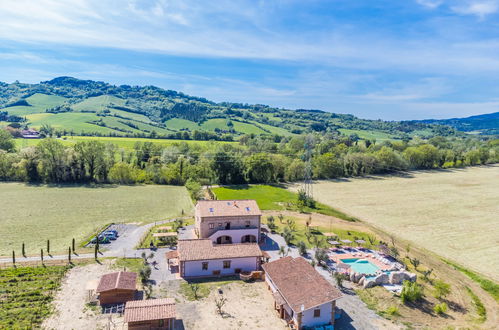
(433, 302), (448, 315)
(315, 248), (328, 266)
(384, 305), (400, 316)
(433, 279), (451, 300)
(400, 280), (423, 303)
(297, 241), (307, 256)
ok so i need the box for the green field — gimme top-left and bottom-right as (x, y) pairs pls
(71, 95), (125, 111)
(0, 265), (69, 328)
(212, 184), (356, 220)
(338, 128), (396, 141)
(13, 135), (235, 150)
(0, 183), (193, 256)
(165, 118), (201, 130)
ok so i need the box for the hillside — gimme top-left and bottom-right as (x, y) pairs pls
(418, 112), (499, 135)
(1, 77), (459, 140)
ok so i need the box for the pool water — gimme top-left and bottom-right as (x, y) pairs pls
(341, 258), (379, 275)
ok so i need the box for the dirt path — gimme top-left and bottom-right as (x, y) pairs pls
(42, 261), (123, 330)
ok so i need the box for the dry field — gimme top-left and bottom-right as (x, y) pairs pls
(305, 165), (499, 282)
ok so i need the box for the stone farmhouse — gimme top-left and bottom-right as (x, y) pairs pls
(263, 256), (342, 329)
(194, 200), (261, 244)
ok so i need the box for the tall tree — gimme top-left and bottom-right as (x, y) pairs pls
(74, 141), (106, 182)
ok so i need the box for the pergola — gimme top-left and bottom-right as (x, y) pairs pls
(153, 232), (177, 238)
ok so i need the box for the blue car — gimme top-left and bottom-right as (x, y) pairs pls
(90, 236), (110, 244)
(102, 231), (118, 240)
(105, 230), (118, 237)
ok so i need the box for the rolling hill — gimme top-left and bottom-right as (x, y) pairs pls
(0, 77), (461, 140)
(418, 112), (499, 135)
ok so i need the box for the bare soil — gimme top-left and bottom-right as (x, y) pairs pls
(42, 261), (123, 330)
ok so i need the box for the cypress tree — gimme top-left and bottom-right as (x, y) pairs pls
(22, 243), (25, 257)
(47, 240), (50, 254)
(68, 247), (71, 263)
(94, 243), (98, 260)
(12, 250), (15, 265)
(40, 249), (44, 263)
(72, 238), (75, 253)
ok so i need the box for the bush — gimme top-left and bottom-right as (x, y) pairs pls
(400, 280), (423, 303)
(433, 302), (448, 315)
(433, 279), (451, 300)
(297, 241), (307, 256)
(384, 305), (400, 316)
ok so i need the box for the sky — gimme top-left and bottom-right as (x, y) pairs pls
(1, 0), (499, 120)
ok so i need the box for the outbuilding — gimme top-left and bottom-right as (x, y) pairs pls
(124, 298), (176, 330)
(96, 271), (137, 305)
(262, 257), (342, 329)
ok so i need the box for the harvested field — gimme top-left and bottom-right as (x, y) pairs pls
(305, 165), (499, 282)
(0, 183), (193, 256)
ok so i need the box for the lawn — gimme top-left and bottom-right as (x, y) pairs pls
(0, 183), (193, 256)
(13, 135), (236, 150)
(212, 184), (356, 221)
(338, 128), (396, 141)
(308, 165), (499, 282)
(0, 265), (69, 328)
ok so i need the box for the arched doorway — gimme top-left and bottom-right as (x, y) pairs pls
(241, 235), (257, 243)
(216, 235), (233, 244)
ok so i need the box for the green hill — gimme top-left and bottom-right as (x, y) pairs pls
(0, 76), (462, 140)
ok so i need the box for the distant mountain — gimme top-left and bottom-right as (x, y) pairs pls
(0, 77), (460, 140)
(417, 112), (499, 135)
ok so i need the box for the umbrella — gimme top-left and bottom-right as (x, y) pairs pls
(341, 239), (352, 244)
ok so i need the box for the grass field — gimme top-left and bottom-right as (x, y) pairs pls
(0, 183), (193, 256)
(13, 135), (236, 150)
(338, 128), (396, 141)
(307, 165), (499, 282)
(212, 184), (356, 221)
(0, 265), (69, 328)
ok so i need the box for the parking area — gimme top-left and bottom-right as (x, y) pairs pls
(85, 223), (141, 253)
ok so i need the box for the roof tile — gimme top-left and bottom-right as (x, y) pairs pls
(177, 239), (263, 261)
(196, 200), (261, 218)
(124, 298), (176, 323)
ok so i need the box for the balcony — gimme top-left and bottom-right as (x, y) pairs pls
(208, 227), (259, 244)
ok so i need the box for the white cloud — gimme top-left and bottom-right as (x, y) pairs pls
(416, 0), (444, 9)
(451, 1), (499, 18)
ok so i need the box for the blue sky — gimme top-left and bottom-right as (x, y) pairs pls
(1, 0), (499, 120)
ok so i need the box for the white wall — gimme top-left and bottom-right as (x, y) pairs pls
(300, 302), (332, 327)
(183, 257), (258, 277)
(208, 228), (259, 244)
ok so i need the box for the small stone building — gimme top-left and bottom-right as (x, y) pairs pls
(96, 271), (137, 305)
(124, 298), (176, 330)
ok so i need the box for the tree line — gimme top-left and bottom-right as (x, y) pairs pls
(0, 129), (498, 185)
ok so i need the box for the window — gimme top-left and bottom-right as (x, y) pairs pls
(218, 223), (222, 227)
(209, 207), (214, 212)
(209, 223), (214, 229)
(313, 309), (321, 318)
(245, 207), (250, 211)
(223, 260), (231, 269)
(202, 262), (208, 270)
(245, 221), (251, 228)
(158, 320), (164, 327)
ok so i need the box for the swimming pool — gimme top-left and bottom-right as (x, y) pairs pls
(341, 258), (379, 275)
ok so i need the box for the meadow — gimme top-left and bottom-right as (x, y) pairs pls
(14, 135), (235, 150)
(307, 165), (499, 282)
(0, 183), (193, 256)
(212, 184), (356, 221)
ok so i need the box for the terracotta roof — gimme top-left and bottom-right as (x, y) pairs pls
(124, 298), (176, 323)
(196, 200), (261, 218)
(96, 272), (137, 293)
(262, 257), (342, 312)
(166, 250), (178, 259)
(178, 239), (263, 261)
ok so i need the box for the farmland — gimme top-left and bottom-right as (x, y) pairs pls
(0, 265), (69, 328)
(0, 183), (193, 256)
(308, 165), (499, 282)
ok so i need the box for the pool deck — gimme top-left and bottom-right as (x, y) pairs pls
(329, 249), (393, 272)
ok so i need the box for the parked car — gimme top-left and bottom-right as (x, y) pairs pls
(105, 229), (118, 237)
(90, 236), (110, 244)
(102, 231), (117, 240)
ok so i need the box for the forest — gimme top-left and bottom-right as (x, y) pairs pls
(1, 130), (497, 188)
